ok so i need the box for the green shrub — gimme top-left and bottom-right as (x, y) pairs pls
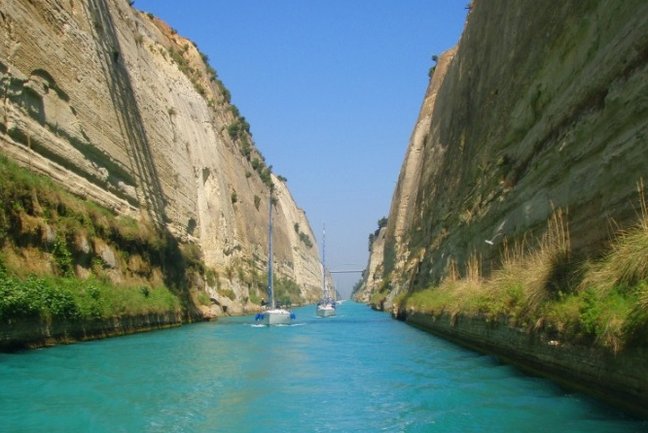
(196, 290), (211, 305)
(0, 274), (79, 320)
(218, 287), (236, 301)
(52, 235), (74, 277)
(0, 155), (190, 322)
(205, 268), (218, 287)
(274, 277), (300, 307)
(0, 271), (182, 321)
(299, 232), (313, 248)
(624, 281), (648, 346)
(259, 167), (272, 188)
(240, 137), (252, 159)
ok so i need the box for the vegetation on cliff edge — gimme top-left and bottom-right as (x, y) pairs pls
(0, 155), (203, 323)
(0, 264), (180, 321)
(398, 188), (648, 353)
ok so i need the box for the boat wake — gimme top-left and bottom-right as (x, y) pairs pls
(249, 322), (306, 328)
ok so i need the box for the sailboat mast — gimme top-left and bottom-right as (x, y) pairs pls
(322, 225), (326, 298)
(268, 190), (275, 309)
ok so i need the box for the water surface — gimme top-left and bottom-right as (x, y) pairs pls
(1, 302), (645, 432)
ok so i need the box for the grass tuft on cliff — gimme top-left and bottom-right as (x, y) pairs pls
(0, 155), (200, 324)
(403, 195), (648, 353)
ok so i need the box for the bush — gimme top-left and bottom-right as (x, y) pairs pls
(259, 168), (273, 189)
(0, 270), (182, 321)
(299, 232), (313, 248)
(218, 287), (236, 301)
(0, 274), (79, 320)
(274, 277), (301, 307)
(52, 235), (74, 277)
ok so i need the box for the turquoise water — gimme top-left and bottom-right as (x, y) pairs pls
(0, 302), (645, 433)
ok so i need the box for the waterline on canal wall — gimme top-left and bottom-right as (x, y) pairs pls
(402, 311), (648, 419)
(0, 312), (189, 351)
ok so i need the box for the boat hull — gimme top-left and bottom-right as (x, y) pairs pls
(262, 308), (293, 325)
(316, 304), (336, 317)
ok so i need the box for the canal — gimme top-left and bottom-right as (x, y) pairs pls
(0, 302), (645, 432)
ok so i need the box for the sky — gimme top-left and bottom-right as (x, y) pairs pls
(135, 1), (468, 298)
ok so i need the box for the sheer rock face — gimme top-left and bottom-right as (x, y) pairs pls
(0, 0), (322, 304)
(356, 0), (648, 304)
(355, 226), (386, 304)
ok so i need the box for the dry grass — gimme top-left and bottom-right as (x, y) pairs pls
(491, 208), (572, 316)
(408, 208), (571, 317)
(2, 246), (53, 277)
(406, 255), (482, 316)
(572, 181), (648, 350)
(403, 195), (648, 352)
(582, 181), (648, 295)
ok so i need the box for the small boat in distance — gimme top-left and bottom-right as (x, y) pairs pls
(316, 225), (336, 318)
(255, 189), (295, 326)
(316, 299), (336, 317)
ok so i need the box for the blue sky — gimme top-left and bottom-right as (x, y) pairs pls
(135, 1), (468, 298)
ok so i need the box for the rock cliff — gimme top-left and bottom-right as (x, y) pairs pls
(0, 0), (323, 313)
(356, 226), (385, 305)
(355, 0), (648, 304)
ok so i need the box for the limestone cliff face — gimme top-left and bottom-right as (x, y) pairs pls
(354, 48), (457, 304)
(0, 0), (322, 311)
(358, 0), (648, 304)
(354, 226), (385, 304)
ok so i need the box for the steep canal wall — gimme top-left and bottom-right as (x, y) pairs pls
(355, 0), (648, 419)
(0, 312), (185, 351)
(404, 312), (648, 419)
(0, 0), (323, 327)
(355, 0), (648, 303)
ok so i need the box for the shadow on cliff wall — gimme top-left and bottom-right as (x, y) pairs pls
(85, 0), (167, 230)
(82, 0), (200, 320)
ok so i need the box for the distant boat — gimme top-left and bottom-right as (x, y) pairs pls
(255, 190), (295, 326)
(316, 300), (336, 317)
(316, 225), (336, 318)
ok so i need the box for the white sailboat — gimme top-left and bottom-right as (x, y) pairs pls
(316, 225), (336, 318)
(255, 190), (295, 326)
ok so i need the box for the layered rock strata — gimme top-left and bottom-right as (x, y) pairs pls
(0, 0), (324, 314)
(356, 0), (648, 307)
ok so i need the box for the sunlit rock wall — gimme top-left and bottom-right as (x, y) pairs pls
(360, 0), (648, 305)
(0, 0), (323, 309)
